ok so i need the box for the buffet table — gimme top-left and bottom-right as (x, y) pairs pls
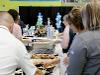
(16, 36), (67, 75)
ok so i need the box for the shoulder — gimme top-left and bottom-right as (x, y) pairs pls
(78, 31), (92, 38)
(76, 31), (94, 43)
(11, 34), (25, 47)
(12, 36), (27, 56)
(71, 32), (91, 47)
(7, 31), (24, 48)
(69, 32), (89, 55)
(13, 23), (21, 29)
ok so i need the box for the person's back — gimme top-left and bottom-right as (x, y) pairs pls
(0, 11), (43, 75)
(77, 31), (100, 75)
(66, 2), (100, 75)
(0, 26), (21, 75)
(0, 26), (38, 75)
(67, 31), (100, 75)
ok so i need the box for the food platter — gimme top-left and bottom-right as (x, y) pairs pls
(31, 54), (60, 75)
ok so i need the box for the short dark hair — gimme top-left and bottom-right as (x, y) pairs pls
(8, 9), (19, 22)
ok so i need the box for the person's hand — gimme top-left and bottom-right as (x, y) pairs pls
(63, 56), (69, 65)
(34, 69), (44, 75)
(43, 58), (60, 68)
(43, 60), (52, 68)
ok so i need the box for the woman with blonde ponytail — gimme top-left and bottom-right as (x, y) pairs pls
(66, 1), (100, 75)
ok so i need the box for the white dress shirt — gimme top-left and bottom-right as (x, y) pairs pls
(0, 25), (37, 75)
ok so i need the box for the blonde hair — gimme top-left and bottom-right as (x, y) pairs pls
(81, 2), (100, 30)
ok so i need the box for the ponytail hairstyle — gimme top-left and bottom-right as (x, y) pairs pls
(68, 7), (84, 31)
(81, 2), (100, 30)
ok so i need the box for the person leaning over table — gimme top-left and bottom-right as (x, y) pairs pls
(63, 6), (84, 74)
(64, 6), (85, 75)
(65, 2), (100, 75)
(61, 14), (70, 53)
(8, 9), (22, 40)
(8, 9), (32, 44)
(62, 7), (83, 65)
(0, 11), (43, 75)
(61, 14), (76, 64)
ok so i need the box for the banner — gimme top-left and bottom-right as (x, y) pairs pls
(10, 0), (60, 1)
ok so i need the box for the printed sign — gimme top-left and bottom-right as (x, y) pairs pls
(10, 0), (59, 1)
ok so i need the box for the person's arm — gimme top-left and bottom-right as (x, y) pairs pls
(17, 42), (43, 75)
(34, 69), (43, 75)
(67, 36), (87, 75)
(61, 26), (69, 49)
(63, 53), (69, 65)
(43, 57), (60, 68)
